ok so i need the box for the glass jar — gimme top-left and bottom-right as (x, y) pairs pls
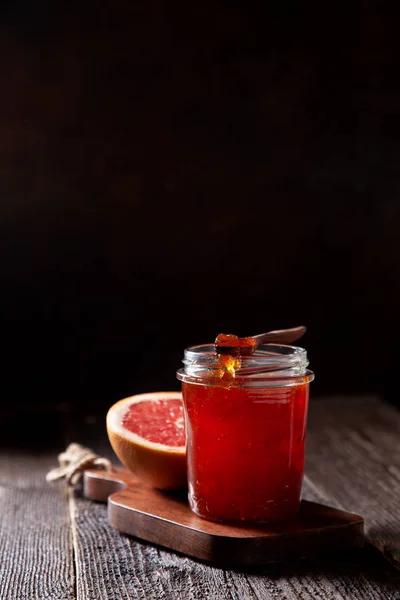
(176, 343), (314, 523)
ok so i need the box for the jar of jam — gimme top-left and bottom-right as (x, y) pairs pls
(176, 343), (314, 523)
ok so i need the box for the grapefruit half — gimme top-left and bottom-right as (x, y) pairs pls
(106, 392), (187, 490)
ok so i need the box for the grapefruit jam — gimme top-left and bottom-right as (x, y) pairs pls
(177, 336), (314, 523)
(214, 333), (256, 378)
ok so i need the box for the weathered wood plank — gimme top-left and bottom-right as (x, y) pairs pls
(0, 451), (75, 600)
(67, 396), (400, 599)
(84, 467), (364, 566)
(305, 396), (400, 569)
(71, 486), (400, 600)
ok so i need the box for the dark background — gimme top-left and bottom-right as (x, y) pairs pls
(1, 1), (399, 428)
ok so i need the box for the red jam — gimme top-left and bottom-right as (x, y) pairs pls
(182, 380), (309, 522)
(178, 333), (312, 523)
(214, 333), (257, 379)
(214, 333), (257, 356)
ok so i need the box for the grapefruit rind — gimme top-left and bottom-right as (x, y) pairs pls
(106, 392), (187, 490)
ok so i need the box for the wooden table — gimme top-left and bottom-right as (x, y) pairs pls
(1, 396), (400, 599)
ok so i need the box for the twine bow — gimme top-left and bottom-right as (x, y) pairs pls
(46, 443), (112, 486)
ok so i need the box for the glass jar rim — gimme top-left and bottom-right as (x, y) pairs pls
(177, 343), (314, 388)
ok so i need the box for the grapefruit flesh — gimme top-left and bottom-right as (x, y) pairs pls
(122, 398), (185, 446)
(106, 392), (187, 490)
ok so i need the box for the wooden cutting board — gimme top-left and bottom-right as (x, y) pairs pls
(83, 466), (364, 567)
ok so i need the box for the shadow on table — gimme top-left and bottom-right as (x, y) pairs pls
(241, 544), (400, 586)
(366, 524), (400, 571)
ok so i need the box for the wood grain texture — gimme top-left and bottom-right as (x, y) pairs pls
(70, 491), (400, 600)
(83, 466), (364, 566)
(305, 396), (400, 569)
(0, 451), (75, 600)
(1, 396), (399, 599)
(66, 396), (400, 599)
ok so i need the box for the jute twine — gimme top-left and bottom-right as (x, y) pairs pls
(46, 443), (112, 486)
